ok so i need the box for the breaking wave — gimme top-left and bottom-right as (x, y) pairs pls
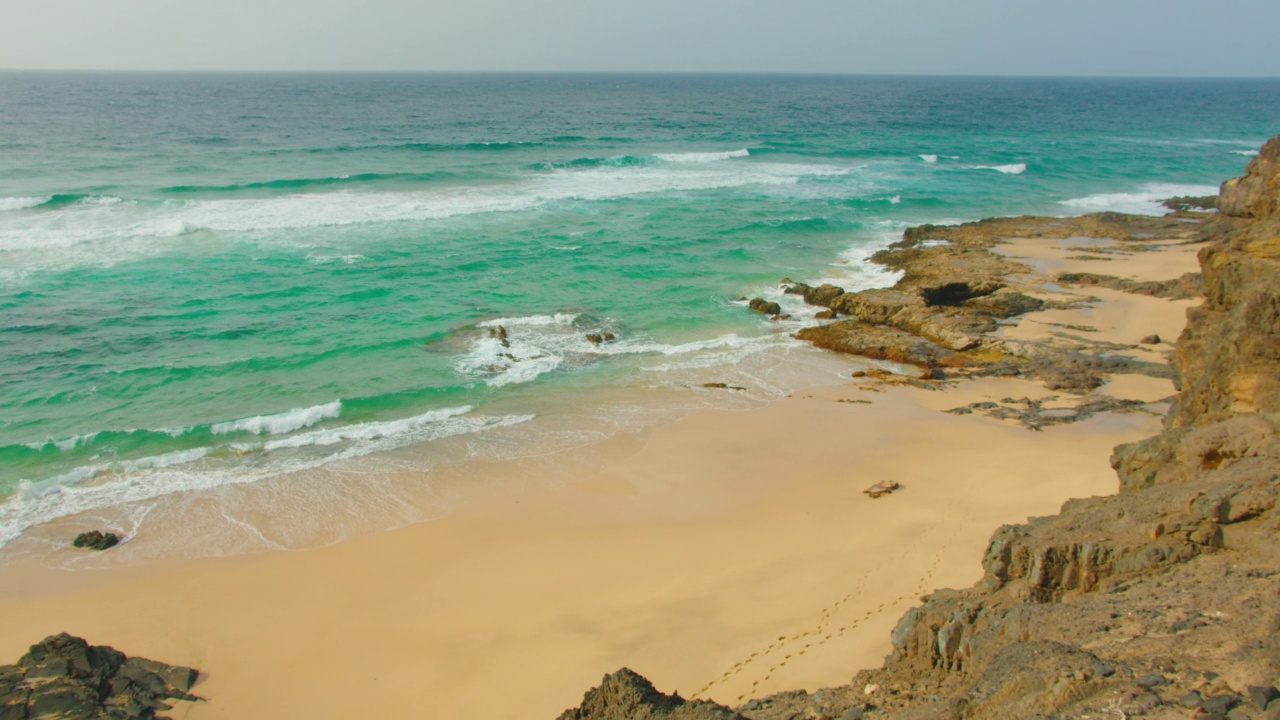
(0, 405), (533, 548)
(1059, 183), (1221, 216)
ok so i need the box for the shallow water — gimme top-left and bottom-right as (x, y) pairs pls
(1, 72), (1275, 561)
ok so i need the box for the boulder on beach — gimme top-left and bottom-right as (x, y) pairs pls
(0, 634), (200, 720)
(72, 531), (119, 551)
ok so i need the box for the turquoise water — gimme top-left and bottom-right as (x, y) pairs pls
(1, 73), (1276, 554)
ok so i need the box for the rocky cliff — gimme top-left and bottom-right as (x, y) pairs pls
(557, 137), (1280, 720)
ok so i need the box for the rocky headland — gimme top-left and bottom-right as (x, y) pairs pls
(557, 138), (1280, 720)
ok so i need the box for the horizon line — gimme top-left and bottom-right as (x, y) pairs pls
(1, 68), (1278, 81)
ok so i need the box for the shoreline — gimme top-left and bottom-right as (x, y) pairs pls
(0, 209), (1206, 718)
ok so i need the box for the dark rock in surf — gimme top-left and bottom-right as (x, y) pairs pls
(748, 298), (782, 316)
(72, 531), (119, 551)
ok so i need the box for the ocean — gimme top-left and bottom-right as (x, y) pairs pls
(1, 72), (1276, 562)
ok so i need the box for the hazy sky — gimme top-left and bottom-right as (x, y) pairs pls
(3, 0), (1278, 76)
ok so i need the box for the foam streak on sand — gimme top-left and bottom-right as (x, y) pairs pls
(0, 406), (534, 548)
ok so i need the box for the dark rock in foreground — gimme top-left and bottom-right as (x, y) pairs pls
(0, 634), (200, 720)
(557, 669), (745, 720)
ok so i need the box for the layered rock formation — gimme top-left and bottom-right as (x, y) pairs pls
(791, 209), (1205, 391)
(558, 137), (1280, 720)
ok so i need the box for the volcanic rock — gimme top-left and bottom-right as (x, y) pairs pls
(0, 634), (199, 720)
(72, 531), (119, 551)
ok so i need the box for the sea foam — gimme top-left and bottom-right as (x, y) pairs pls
(1059, 183), (1220, 216)
(653, 149), (750, 162)
(973, 163), (1027, 175)
(0, 157), (851, 276)
(0, 196), (47, 212)
(0, 406), (533, 548)
(211, 400), (342, 436)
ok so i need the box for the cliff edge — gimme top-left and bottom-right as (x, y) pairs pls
(559, 137), (1280, 720)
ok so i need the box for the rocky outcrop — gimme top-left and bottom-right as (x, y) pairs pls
(0, 634), (200, 720)
(1055, 271), (1203, 300)
(745, 137), (1280, 720)
(1162, 195), (1218, 212)
(788, 209), (1206, 390)
(564, 139), (1280, 720)
(557, 669), (746, 720)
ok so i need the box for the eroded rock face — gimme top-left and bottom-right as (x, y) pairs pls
(1167, 143), (1280, 428)
(564, 138), (1280, 720)
(741, 136), (1280, 720)
(557, 669), (745, 720)
(0, 634), (199, 720)
(1056, 271), (1203, 300)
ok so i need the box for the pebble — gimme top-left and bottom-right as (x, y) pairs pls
(1227, 710), (1251, 720)
(1249, 686), (1280, 711)
(1204, 695), (1240, 716)
(1182, 691), (1205, 708)
(841, 708), (864, 720)
(1138, 672), (1169, 688)
(1267, 698), (1280, 720)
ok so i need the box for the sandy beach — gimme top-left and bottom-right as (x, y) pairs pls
(0, 230), (1203, 720)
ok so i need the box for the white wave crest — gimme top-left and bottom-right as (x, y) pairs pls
(0, 157), (851, 278)
(653, 149), (750, 163)
(0, 196), (47, 212)
(263, 405), (473, 450)
(121, 447), (210, 472)
(1059, 183), (1220, 216)
(0, 406), (533, 548)
(920, 154), (938, 164)
(211, 400), (342, 436)
(973, 163), (1027, 175)
(25, 432), (99, 452)
(478, 313), (578, 328)
(457, 312), (788, 388)
(1232, 150), (1259, 157)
